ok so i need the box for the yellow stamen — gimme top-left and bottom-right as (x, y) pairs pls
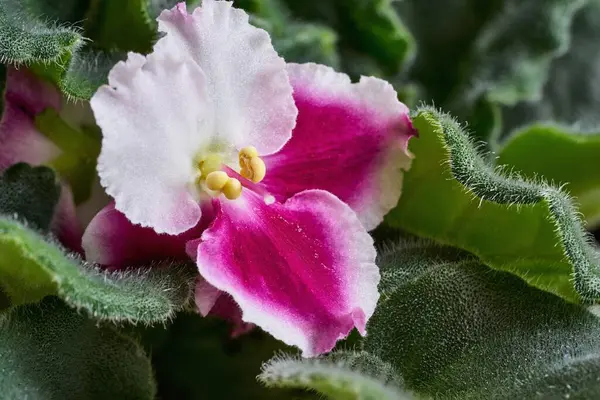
(239, 146), (258, 159)
(205, 171), (229, 191)
(239, 147), (267, 183)
(222, 178), (242, 200)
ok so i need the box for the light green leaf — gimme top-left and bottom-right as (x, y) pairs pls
(386, 107), (600, 302)
(259, 351), (411, 400)
(364, 239), (600, 399)
(0, 298), (156, 400)
(0, 164), (60, 232)
(498, 125), (600, 227)
(0, 216), (195, 319)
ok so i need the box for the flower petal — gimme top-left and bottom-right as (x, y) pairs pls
(190, 189), (379, 357)
(156, 1), (297, 154)
(193, 277), (254, 338)
(91, 52), (211, 235)
(261, 63), (416, 230)
(0, 67), (61, 170)
(82, 201), (214, 268)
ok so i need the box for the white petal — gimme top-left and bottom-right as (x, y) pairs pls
(156, 1), (297, 155)
(91, 52), (210, 234)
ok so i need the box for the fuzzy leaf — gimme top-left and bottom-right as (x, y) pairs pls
(364, 240), (600, 399)
(0, 297), (156, 399)
(259, 351), (411, 400)
(498, 125), (600, 227)
(0, 216), (195, 319)
(0, 164), (60, 232)
(0, 0), (84, 65)
(386, 107), (600, 302)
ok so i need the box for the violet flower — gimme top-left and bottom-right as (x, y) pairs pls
(84, 1), (415, 356)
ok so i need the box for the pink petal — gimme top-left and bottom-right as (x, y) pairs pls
(156, 1), (297, 154)
(194, 277), (254, 338)
(190, 189), (379, 357)
(82, 201), (215, 268)
(0, 67), (61, 170)
(0, 68), (83, 251)
(261, 63), (416, 230)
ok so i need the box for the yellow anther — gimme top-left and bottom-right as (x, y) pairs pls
(239, 146), (267, 183)
(239, 146), (259, 159)
(248, 156), (266, 182)
(199, 153), (222, 176)
(205, 171), (229, 191)
(222, 178), (242, 200)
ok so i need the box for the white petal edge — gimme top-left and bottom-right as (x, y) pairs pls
(156, 1), (297, 155)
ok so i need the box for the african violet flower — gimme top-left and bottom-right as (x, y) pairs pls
(84, 0), (415, 356)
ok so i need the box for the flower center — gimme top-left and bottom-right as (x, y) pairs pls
(196, 146), (267, 200)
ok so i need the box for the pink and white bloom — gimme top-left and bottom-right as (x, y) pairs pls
(85, 0), (414, 356)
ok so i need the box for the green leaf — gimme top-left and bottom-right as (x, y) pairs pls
(0, 216), (195, 319)
(259, 351), (411, 400)
(364, 239), (600, 399)
(153, 313), (306, 399)
(0, 297), (156, 399)
(0, 0), (84, 65)
(386, 107), (600, 303)
(0, 164), (60, 232)
(395, 0), (584, 144)
(455, 0), (584, 107)
(503, 0), (600, 132)
(498, 125), (600, 227)
(281, 0), (414, 76)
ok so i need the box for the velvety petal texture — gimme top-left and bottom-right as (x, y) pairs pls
(82, 201), (214, 268)
(92, 52), (210, 235)
(156, 1), (297, 154)
(190, 189), (379, 357)
(262, 63), (416, 230)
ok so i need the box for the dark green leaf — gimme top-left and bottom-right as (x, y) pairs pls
(0, 164), (60, 232)
(0, 297), (156, 399)
(386, 107), (600, 302)
(364, 239), (600, 399)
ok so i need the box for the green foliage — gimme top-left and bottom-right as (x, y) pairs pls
(153, 313), (304, 399)
(0, 216), (195, 319)
(395, 0), (585, 143)
(259, 351), (411, 400)
(386, 107), (600, 302)
(0, 0), (84, 65)
(504, 0), (600, 132)
(0, 164), (60, 232)
(498, 125), (600, 226)
(364, 239), (600, 399)
(279, 0), (415, 76)
(0, 298), (156, 400)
